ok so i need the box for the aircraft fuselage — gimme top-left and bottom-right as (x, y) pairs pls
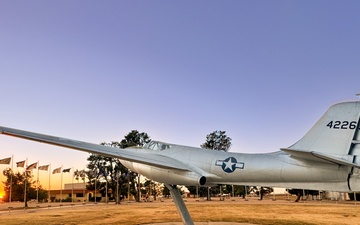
(120, 144), (354, 192)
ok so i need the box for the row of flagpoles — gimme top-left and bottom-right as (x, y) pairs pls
(0, 156), (72, 173)
(0, 156), (84, 204)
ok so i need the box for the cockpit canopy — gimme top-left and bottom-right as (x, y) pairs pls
(143, 141), (171, 151)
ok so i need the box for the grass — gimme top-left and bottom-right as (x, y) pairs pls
(0, 198), (359, 225)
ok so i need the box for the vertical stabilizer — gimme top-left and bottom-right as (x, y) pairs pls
(289, 101), (360, 155)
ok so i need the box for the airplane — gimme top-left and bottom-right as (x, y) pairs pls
(1, 99), (360, 225)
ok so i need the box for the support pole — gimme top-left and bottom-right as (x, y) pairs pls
(165, 184), (194, 225)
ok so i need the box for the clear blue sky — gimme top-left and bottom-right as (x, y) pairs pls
(1, 1), (360, 189)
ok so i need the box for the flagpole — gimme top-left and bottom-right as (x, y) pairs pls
(83, 168), (86, 203)
(37, 160), (39, 203)
(24, 158), (28, 208)
(60, 165), (63, 203)
(10, 155), (13, 206)
(48, 164), (51, 203)
(72, 166), (74, 203)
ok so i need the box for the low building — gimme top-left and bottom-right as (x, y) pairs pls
(49, 183), (102, 202)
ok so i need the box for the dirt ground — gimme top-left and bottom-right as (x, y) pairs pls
(1, 196), (360, 225)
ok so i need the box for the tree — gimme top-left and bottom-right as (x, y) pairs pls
(200, 130), (232, 151)
(86, 152), (130, 203)
(162, 184), (170, 197)
(85, 130), (151, 203)
(287, 189), (320, 202)
(143, 179), (159, 201)
(222, 185), (249, 198)
(348, 192), (360, 201)
(197, 130), (232, 200)
(74, 169), (86, 183)
(118, 130), (151, 202)
(187, 186), (220, 198)
(234, 185), (250, 198)
(250, 186), (273, 200)
(2, 168), (48, 204)
(119, 130), (150, 148)
(73, 169), (87, 202)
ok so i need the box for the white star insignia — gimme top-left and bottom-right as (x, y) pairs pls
(215, 157), (245, 173)
(223, 158), (236, 171)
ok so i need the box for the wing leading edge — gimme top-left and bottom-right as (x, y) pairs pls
(0, 126), (190, 171)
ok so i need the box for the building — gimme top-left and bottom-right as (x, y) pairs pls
(49, 183), (103, 202)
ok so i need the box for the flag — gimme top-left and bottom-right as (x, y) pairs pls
(16, 160), (25, 168)
(0, 157), (11, 164)
(27, 162), (38, 170)
(52, 167), (61, 174)
(62, 168), (71, 173)
(38, 165), (49, 171)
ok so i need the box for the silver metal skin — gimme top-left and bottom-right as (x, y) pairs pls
(1, 100), (360, 225)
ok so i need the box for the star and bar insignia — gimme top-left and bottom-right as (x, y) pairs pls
(215, 157), (244, 173)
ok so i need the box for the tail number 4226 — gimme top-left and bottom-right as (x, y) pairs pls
(326, 121), (357, 129)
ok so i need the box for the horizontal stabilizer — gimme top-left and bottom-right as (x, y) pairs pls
(281, 148), (360, 169)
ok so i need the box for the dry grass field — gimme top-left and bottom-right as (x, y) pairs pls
(1, 197), (360, 225)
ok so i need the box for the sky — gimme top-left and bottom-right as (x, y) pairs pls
(1, 1), (360, 194)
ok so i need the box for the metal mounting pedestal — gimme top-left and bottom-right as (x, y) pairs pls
(165, 184), (194, 225)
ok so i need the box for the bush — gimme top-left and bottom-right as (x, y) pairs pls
(63, 197), (72, 202)
(348, 193), (360, 201)
(89, 197), (102, 202)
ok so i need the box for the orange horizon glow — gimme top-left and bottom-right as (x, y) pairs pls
(0, 167), (79, 192)
(0, 187), (4, 200)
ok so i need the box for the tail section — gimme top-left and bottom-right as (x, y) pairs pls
(288, 101), (360, 156)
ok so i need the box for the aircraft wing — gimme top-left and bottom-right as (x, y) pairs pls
(0, 126), (190, 171)
(281, 148), (360, 169)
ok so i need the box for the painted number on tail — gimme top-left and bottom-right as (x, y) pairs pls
(326, 121), (357, 129)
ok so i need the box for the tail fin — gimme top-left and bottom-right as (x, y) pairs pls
(288, 101), (360, 155)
